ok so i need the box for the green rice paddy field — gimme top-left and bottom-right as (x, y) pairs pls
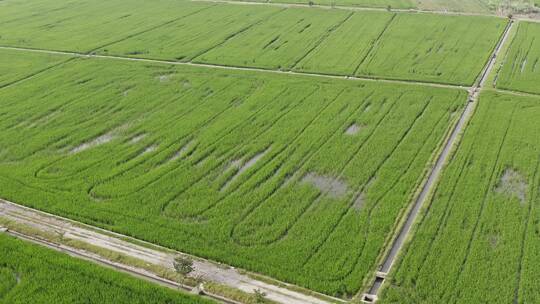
(0, 233), (212, 304)
(1, 0), (540, 301)
(496, 21), (540, 94)
(1, 0), (507, 85)
(380, 91), (540, 304)
(0, 49), (466, 296)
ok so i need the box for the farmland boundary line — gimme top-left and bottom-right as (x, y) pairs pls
(359, 19), (515, 303)
(190, 0), (510, 18)
(0, 45), (471, 91)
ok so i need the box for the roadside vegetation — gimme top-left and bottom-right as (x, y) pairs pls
(0, 233), (213, 303)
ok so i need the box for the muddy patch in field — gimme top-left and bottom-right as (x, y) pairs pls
(488, 234), (499, 249)
(141, 144), (157, 155)
(301, 173), (348, 198)
(71, 132), (115, 154)
(170, 141), (194, 162)
(363, 103), (372, 113)
(157, 74), (173, 83)
(352, 192), (366, 211)
(495, 168), (528, 204)
(221, 148), (270, 191)
(521, 59), (528, 74)
(345, 123), (362, 136)
(130, 133), (146, 144)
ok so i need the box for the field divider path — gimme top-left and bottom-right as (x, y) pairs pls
(189, 0), (510, 19)
(0, 199), (341, 304)
(0, 45), (470, 91)
(359, 18), (515, 303)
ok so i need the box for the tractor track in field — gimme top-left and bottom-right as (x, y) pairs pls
(359, 19), (515, 303)
(0, 199), (340, 304)
(0, 45), (469, 91)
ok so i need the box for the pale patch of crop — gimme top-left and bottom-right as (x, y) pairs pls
(345, 123), (362, 135)
(301, 172), (348, 198)
(71, 132), (115, 154)
(495, 168), (528, 203)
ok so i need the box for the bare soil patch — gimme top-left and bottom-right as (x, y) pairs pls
(130, 134), (146, 144)
(170, 141), (194, 162)
(301, 173), (348, 198)
(352, 192), (366, 211)
(142, 144), (157, 155)
(345, 123), (362, 136)
(71, 133), (115, 154)
(157, 74), (173, 83)
(495, 168), (528, 204)
(488, 234), (499, 249)
(221, 148), (270, 191)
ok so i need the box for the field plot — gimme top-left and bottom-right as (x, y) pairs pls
(0, 0), (211, 52)
(380, 91), (540, 303)
(356, 13), (507, 85)
(194, 7), (351, 70)
(97, 5), (283, 62)
(0, 234), (212, 303)
(223, 0), (538, 12)
(0, 48), (67, 87)
(0, 50), (466, 296)
(292, 11), (395, 76)
(230, 0), (416, 9)
(496, 21), (540, 94)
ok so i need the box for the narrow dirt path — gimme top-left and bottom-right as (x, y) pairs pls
(359, 19), (515, 303)
(0, 45), (469, 91)
(0, 199), (338, 304)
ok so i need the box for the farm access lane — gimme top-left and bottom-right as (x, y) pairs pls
(360, 19), (516, 303)
(0, 199), (337, 304)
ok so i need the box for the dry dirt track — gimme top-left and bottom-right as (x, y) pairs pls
(0, 199), (337, 304)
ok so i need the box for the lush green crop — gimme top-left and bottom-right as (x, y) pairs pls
(496, 21), (540, 94)
(0, 50), (466, 296)
(98, 5), (283, 62)
(293, 11), (395, 76)
(0, 0), (506, 86)
(0, 234), (212, 303)
(195, 7), (351, 70)
(0, 0), (211, 52)
(270, 0), (416, 9)
(194, 9), (504, 85)
(356, 13), (507, 85)
(0, 49), (67, 87)
(380, 91), (540, 303)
